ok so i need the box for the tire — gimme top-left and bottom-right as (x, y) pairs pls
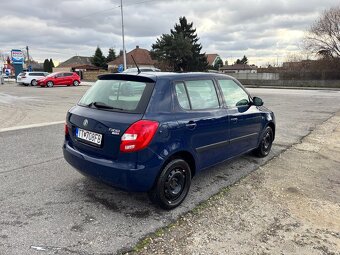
(46, 81), (54, 88)
(73, 80), (79, 86)
(31, 79), (37, 86)
(148, 158), (191, 210)
(253, 126), (273, 157)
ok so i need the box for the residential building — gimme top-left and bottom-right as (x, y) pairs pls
(107, 46), (156, 71)
(54, 56), (95, 72)
(220, 64), (257, 74)
(206, 54), (223, 67)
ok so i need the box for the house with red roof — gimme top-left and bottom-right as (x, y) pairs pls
(107, 46), (156, 71)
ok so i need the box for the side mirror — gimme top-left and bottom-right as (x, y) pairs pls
(253, 97), (263, 106)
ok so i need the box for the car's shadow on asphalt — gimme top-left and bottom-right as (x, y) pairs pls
(68, 144), (284, 220)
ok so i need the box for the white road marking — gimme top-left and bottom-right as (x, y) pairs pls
(0, 121), (65, 133)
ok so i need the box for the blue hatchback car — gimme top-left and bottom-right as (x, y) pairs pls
(63, 72), (275, 209)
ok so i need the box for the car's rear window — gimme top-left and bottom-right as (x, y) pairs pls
(78, 79), (154, 113)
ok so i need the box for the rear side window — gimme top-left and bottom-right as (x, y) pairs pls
(175, 82), (190, 109)
(218, 79), (250, 108)
(175, 80), (219, 110)
(64, 73), (73, 77)
(30, 73), (44, 76)
(78, 80), (154, 113)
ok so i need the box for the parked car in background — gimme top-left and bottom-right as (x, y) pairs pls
(0, 71), (4, 84)
(17, 72), (49, 86)
(37, 72), (81, 87)
(63, 72), (275, 210)
(123, 67), (161, 73)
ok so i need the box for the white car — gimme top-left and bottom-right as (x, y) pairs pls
(0, 71), (4, 84)
(122, 67), (161, 73)
(17, 72), (49, 86)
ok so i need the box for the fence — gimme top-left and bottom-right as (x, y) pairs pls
(228, 73), (279, 80)
(83, 71), (111, 81)
(239, 79), (340, 88)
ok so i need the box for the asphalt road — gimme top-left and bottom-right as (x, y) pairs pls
(1, 84), (340, 254)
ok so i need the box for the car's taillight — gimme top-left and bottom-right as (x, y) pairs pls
(120, 120), (159, 153)
(64, 123), (69, 136)
(21, 76), (26, 78)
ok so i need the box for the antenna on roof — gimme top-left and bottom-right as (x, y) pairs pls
(131, 55), (141, 74)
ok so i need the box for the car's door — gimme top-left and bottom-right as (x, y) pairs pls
(174, 79), (230, 171)
(54, 73), (64, 85)
(64, 73), (73, 85)
(217, 79), (263, 157)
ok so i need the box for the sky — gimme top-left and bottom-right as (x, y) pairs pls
(0, 0), (337, 66)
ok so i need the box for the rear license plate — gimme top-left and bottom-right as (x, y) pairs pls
(76, 128), (102, 145)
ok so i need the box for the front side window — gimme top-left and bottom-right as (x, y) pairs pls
(219, 79), (250, 108)
(78, 79), (152, 113)
(175, 80), (219, 110)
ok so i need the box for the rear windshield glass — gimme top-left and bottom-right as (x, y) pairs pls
(78, 79), (154, 113)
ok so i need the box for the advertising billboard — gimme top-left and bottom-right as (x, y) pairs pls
(11, 49), (24, 64)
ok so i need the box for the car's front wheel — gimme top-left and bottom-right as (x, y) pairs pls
(148, 158), (191, 210)
(31, 79), (37, 86)
(253, 126), (273, 157)
(46, 81), (54, 88)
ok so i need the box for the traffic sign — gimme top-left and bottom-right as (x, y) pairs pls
(118, 64), (124, 73)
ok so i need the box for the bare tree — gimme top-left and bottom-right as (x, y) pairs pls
(304, 6), (340, 58)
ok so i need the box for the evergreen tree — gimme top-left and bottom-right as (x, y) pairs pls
(235, 56), (248, 65)
(91, 46), (106, 68)
(240, 55), (248, 64)
(106, 48), (116, 63)
(49, 59), (55, 71)
(43, 59), (51, 72)
(151, 17), (208, 71)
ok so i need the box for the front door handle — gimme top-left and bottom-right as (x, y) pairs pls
(186, 121), (197, 130)
(231, 117), (238, 124)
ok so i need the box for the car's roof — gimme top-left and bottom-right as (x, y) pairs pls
(99, 72), (234, 82)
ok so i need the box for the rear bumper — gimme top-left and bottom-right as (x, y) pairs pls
(63, 142), (161, 192)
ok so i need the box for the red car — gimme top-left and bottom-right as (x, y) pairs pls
(37, 72), (81, 87)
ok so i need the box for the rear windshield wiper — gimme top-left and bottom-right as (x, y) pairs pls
(87, 102), (124, 111)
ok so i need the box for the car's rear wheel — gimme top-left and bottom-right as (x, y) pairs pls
(73, 80), (79, 86)
(253, 126), (273, 157)
(31, 79), (37, 86)
(148, 158), (191, 210)
(46, 81), (54, 88)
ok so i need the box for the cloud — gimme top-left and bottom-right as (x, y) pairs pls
(0, 0), (338, 65)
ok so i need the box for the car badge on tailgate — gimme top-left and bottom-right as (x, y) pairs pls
(109, 128), (120, 135)
(83, 119), (88, 127)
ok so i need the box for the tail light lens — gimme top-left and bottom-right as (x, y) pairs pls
(120, 120), (159, 153)
(64, 123), (69, 136)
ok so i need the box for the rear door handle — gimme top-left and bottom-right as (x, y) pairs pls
(231, 117), (238, 123)
(186, 121), (197, 130)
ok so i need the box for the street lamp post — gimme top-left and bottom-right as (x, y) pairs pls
(120, 0), (127, 70)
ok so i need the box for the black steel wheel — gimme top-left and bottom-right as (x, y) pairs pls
(253, 126), (273, 157)
(148, 158), (191, 210)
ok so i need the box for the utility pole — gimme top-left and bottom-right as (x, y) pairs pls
(120, 0), (127, 70)
(26, 46), (30, 71)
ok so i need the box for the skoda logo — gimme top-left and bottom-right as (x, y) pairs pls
(83, 119), (88, 127)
